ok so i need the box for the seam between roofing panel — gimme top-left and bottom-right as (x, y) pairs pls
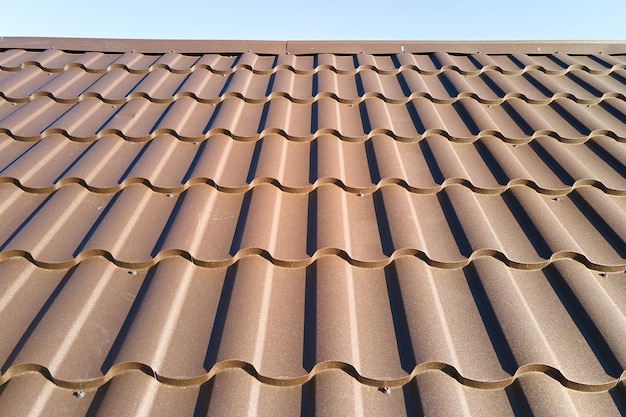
(1, 128), (623, 144)
(1, 178), (624, 196)
(1, 362), (624, 392)
(2, 61), (626, 75)
(2, 92), (624, 106)
(1, 251), (624, 272)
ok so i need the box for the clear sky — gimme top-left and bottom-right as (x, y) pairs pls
(3, 0), (625, 41)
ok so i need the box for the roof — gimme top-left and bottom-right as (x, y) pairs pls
(0, 37), (625, 416)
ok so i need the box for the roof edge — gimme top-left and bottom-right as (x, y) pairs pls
(290, 40), (626, 55)
(1, 37), (625, 54)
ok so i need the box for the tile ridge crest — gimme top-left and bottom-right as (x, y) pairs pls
(1, 37), (625, 55)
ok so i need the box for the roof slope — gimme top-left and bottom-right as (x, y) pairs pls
(0, 38), (625, 416)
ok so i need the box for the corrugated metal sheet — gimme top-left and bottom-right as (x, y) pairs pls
(0, 39), (625, 416)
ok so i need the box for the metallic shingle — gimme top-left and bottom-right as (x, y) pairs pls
(0, 38), (625, 416)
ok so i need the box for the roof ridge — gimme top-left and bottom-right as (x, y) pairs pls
(1, 37), (625, 54)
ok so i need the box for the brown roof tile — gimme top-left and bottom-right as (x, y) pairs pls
(0, 38), (625, 416)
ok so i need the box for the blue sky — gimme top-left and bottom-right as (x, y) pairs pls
(3, 0), (625, 40)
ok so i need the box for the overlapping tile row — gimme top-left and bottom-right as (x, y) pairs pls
(0, 370), (624, 417)
(1, 96), (625, 142)
(1, 65), (626, 105)
(1, 256), (625, 388)
(0, 183), (624, 269)
(1, 49), (626, 75)
(1, 133), (624, 194)
(1, 50), (626, 144)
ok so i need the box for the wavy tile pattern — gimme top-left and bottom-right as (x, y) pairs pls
(0, 40), (625, 416)
(0, 134), (625, 194)
(1, 256), (625, 387)
(1, 370), (625, 417)
(0, 183), (624, 268)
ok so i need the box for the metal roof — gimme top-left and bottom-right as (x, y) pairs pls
(0, 38), (625, 416)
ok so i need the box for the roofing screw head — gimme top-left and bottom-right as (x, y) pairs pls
(73, 391), (85, 399)
(128, 270), (137, 276)
(379, 387), (390, 395)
